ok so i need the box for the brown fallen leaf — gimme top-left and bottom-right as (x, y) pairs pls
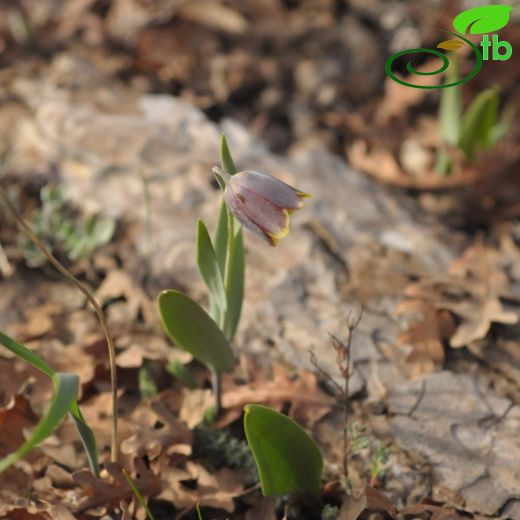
(217, 359), (334, 428)
(73, 458), (160, 514)
(0, 394), (37, 457)
(121, 399), (192, 460)
(401, 498), (467, 519)
(158, 460), (245, 513)
(397, 242), (519, 370)
(338, 486), (398, 520)
(95, 269), (155, 326)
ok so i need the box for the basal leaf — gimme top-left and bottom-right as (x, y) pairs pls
(158, 290), (236, 373)
(197, 219), (227, 312)
(453, 5), (513, 35)
(0, 331), (99, 475)
(244, 404), (323, 497)
(0, 372), (79, 473)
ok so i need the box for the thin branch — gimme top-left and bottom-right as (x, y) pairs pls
(309, 307), (363, 489)
(0, 185), (119, 463)
(309, 349), (343, 395)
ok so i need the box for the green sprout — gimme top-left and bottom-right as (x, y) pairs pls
(436, 54), (512, 175)
(19, 184), (115, 267)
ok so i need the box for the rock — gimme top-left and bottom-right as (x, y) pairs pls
(389, 371), (520, 518)
(5, 78), (460, 397)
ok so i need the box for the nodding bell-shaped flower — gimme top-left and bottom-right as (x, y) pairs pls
(212, 167), (310, 246)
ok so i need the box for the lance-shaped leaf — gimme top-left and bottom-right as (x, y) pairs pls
(220, 133), (238, 176)
(453, 5), (513, 35)
(158, 290), (236, 373)
(0, 331), (99, 475)
(223, 227), (244, 340)
(244, 404), (323, 497)
(197, 219), (227, 312)
(0, 372), (79, 473)
(212, 134), (245, 341)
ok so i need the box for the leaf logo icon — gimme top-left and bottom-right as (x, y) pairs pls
(437, 39), (465, 51)
(453, 5), (513, 35)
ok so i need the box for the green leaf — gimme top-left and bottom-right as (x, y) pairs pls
(0, 331), (99, 475)
(490, 102), (515, 146)
(0, 330), (54, 378)
(436, 54), (461, 175)
(218, 134), (244, 341)
(458, 88), (500, 160)
(197, 220), (227, 312)
(244, 404), (323, 497)
(223, 226), (244, 341)
(213, 201), (229, 276)
(158, 290), (236, 373)
(220, 134), (238, 175)
(67, 402), (99, 476)
(0, 372), (79, 473)
(440, 56), (462, 146)
(453, 5), (513, 35)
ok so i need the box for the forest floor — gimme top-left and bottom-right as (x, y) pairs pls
(1, 1), (520, 519)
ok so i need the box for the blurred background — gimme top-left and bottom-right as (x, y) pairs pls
(0, 0), (518, 161)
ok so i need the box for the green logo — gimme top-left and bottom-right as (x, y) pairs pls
(385, 4), (513, 89)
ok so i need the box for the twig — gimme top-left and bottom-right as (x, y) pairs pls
(0, 185), (119, 463)
(309, 307), (363, 488)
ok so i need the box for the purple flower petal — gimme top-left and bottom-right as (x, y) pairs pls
(225, 183), (290, 246)
(229, 171), (308, 210)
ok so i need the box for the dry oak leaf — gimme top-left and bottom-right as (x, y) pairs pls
(72, 458), (160, 514)
(397, 243), (518, 358)
(338, 486), (398, 520)
(158, 461), (245, 513)
(401, 498), (467, 520)
(219, 362), (334, 428)
(121, 400), (192, 460)
(0, 394), (37, 457)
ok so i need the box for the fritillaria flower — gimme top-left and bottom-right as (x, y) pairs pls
(213, 167), (310, 246)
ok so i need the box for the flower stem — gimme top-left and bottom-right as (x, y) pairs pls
(0, 185), (119, 464)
